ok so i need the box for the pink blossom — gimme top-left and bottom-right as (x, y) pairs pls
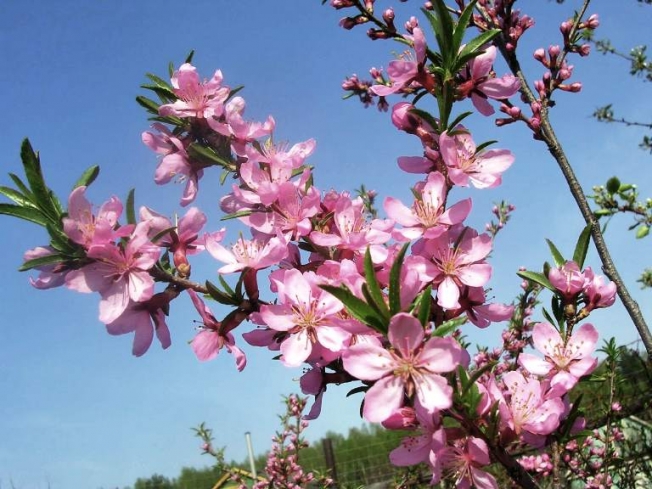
(518, 322), (598, 394)
(390, 405), (446, 482)
(370, 28), (427, 96)
(342, 313), (462, 422)
(65, 222), (160, 324)
(206, 233), (288, 274)
(459, 45), (520, 116)
(159, 63), (230, 119)
(105, 299), (171, 357)
(452, 286), (514, 328)
(492, 372), (565, 443)
(63, 186), (124, 248)
(439, 130), (514, 189)
(255, 269), (350, 367)
(187, 290), (246, 371)
(583, 267), (617, 309)
(384, 172), (472, 241)
(548, 261), (586, 300)
(418, 227), (493, 310)
(24, 246), (69, 289)
(143, 124), (203, 206)
(439, 437), (498, 489)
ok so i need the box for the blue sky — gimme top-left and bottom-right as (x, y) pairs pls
(0, 1), (650, 488)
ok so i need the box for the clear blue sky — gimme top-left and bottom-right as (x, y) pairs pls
(0, 1), (650, 488)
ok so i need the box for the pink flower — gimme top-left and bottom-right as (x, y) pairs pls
(492, 372), (565, 443)
(342, 313), (463, 422)
(63, 186), (124, 249)
(390, 405), (446, 482)
(187, 290), (246, 371)
(254, 269), (350, 367)
(159, 63), (230, 119)
(24, 246), (68, 289)
(439, 130), (514, 189)
(518, 322), (598, 394)
(206, 233), (288, 274)
(453, 286), (514, 328)
(583, 267), (617, 310)
(370, 28), (428, 96)
(548, 261), (586, 300)
(439, 437), (498, 489)
(384, 172), (472, 241)
(65, 222), (160, 324)
(418, 227), (493, 310)
(143, 124), (203, 206)
(105, 299), (171, 357)
(458, 45), (520, 116)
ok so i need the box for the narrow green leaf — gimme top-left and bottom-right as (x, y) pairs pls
(457, 29), (501, 63)
(572, 225), (592, 269)
(463, 362), (495, 396)
(448, 111), (473, 131)
(346, 386), (368, 397)
(0, 203), (48, 226)
(184, 50), (195, 64)
(9, 173), (33, 198)
(20, 139), (58, 220)
(408, 108), (441, 133)
(475, 140), (498, 153)
(187, 143), (234, 170)
(433, 316), (466, 337)
(320, 284), (387, 333)
(206, 280), (239, 306)
(546, 239), (566, 267)
(363, 248), (390, 319)
(361, 284), (389, 319)
(220, 209), (254, 221)
(542, 307), (557, 327)
(72, 165), (100, 190)
(551, 295), (564, 325)
(426, 2), (454, 60)
(0, 186), (35, 207)
(18, 253), (66, 272)
(145, 73), (173, 90)
(141, 84), (176, 102)
(516, 270), (555, 292)
(389, 243), (410, 315)
(451, 0), (478, 56)
(218, 275), (235, 296)
(416, 285), (432, 327)
(135, 95), (161, 115)
(126, 189), (136, 225)
(151, 226), (177, 244)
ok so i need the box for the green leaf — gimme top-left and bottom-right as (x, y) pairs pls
(141, 84), (177, 102)
(425, 2), (454, 61)
(447, 111), (473, 131)
(0, 186), (35, 207)
(389, 243), (410, 315)
(135, 95), (161, 115)
(362, 247), (388, 320)
(546, 239), (566, 267)
(451, 0), (478, 57)
(475, 140), (498, 153)
(433, 316), (467, 337)
(572, 225), (592, 269)
(20, 139), (59, 221)
(0, 203), (48, 226)
(150, 226), (177, 244)
(184, 50), (195, 64)
(206, 280), (239, 306)
(220, 209), (254, 221)
(72, 165), (100, 190)
(636, 225), (650, 239)
(345, 385), (368, 397)
(320, 284), (387, 333)
(408, 108), (441, 133)
(218, 275), (235, 296)
(187, 143), (234, 170)
(457, 29), (501, 65)
(606, 176), (621, 195)
(416, 285), (432, 327)
(18, 253), (66, 272)
(8, 173), (33, 198)
(551, 295), (564, 325)
(517, 270), (555, 292)
(145, 72), (173, 90)
(542, 307), (557, 328)
(125, 189), (136, 225)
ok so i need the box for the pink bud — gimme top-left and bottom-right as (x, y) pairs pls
(569, 82), (582, 92)
(548, 45), (561, 58)
(559, 21), (572, 34)
(579, 44), (591, 57)
(533, 48), (546, 61)
(586, 14), (599, 29)
(382, 8), (394, 22)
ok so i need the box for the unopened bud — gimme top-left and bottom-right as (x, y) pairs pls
(586, 14), (599, 29)
(568, 82), (582, 92)
(548, 45), (561, 58)
(533, 48), (546, 62)
(578, 44), (591, 57)
(383, 8), (395, 22)
(559, 20), (573, 35)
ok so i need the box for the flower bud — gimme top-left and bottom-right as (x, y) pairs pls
(533, 48), (546, 63)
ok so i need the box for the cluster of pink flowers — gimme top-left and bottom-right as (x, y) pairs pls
(10, 2), (622, 487)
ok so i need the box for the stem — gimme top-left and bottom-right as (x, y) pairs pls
(150, 265), (208, 294)
(487, 12), (652, 358)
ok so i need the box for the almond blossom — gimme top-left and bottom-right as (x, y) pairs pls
(439, 130), (514, 189)
(342, 313), (463, 423)
(158, 63), (230, 119)
(254, 270), (350, 367)
(65, 222), (160, 324)
(384, 171), (472, 241)
(518, 322), (598, 394)
(105, 299), (171, 357)
(206, 233), (289, 274)
(439, 437), (498, 489)
(187, 289), (246, 371)
(63, 186), (125, 249)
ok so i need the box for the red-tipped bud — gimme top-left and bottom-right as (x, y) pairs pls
(548, 44), (561, 58)
(586, 14), (599, 29)
(578, 44), (591, 57)
(533, 48), (546, 62)
(560, 20), (573, 35)
(568, 82), (582, 92)
(383, 8), (394, 22)
(508, 106), (522, 118)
